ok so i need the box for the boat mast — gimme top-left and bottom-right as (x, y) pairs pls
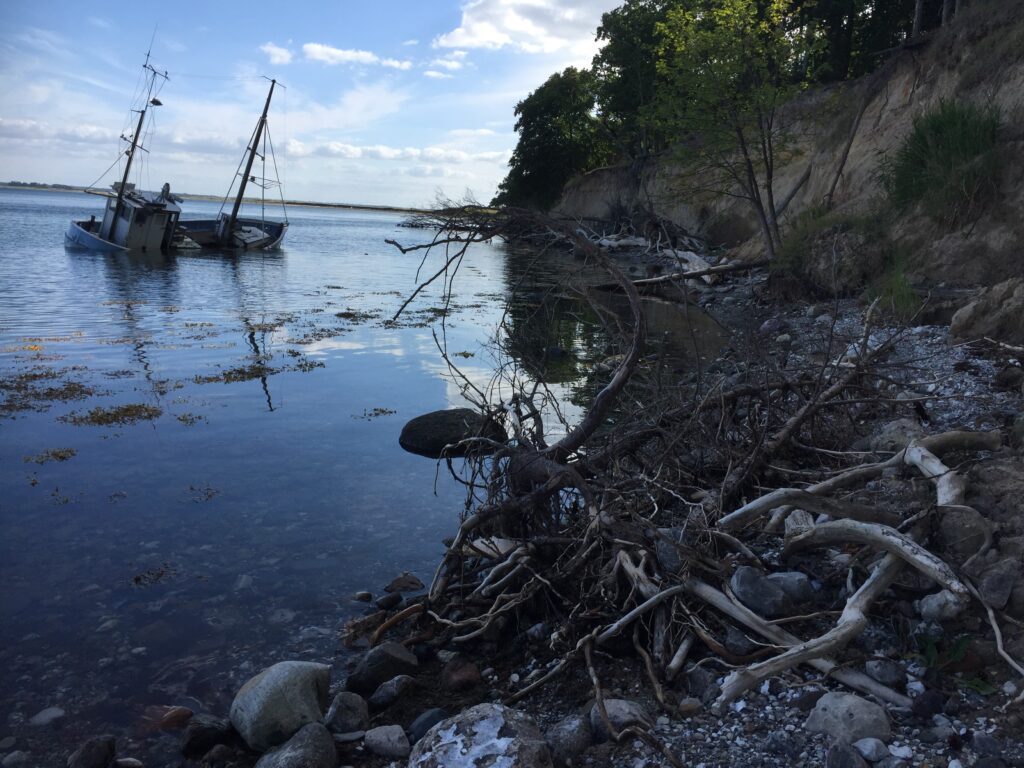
(107, 54), (166, 236)
(109, 106), (147, 230)
(226, 79), (276, 240)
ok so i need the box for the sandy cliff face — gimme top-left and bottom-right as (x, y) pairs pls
(554, 5), (1024, 287)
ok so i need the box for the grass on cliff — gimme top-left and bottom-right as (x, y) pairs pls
(881, 100), (1001, 227)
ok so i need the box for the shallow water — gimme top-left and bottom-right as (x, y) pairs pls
(0, 188), (724, 763)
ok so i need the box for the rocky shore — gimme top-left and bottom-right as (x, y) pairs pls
(4, 243), (1024, 768)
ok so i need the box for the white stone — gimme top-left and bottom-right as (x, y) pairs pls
(28, 707), (65, 727)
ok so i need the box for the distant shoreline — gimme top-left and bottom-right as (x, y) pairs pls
(0, 183), (429, 215)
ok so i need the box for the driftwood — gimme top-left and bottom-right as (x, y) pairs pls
(365, 206), (1022, 762)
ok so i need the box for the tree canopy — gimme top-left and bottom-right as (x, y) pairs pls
(492, 0), (964, 213)
(491, 67), (610, 210)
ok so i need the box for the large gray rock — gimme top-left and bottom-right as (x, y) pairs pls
(324, 692), (367, 733)
(66, 735), (116, 768)
(409, 703), (553, 768)
(545, 713), (592, 765)
(805, 692), (891, 743)
(229, 661), (330, 752)
(589, 699), (652, 743)
(346, 642), (418, 695)
(364, 725), (409, 758)
(950, 278), (1024, 345)
(253, 723), (335, 768)
(730, 566), (794, 618)
(399, 408), (506, 458)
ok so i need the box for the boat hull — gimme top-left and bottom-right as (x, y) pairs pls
(175, 218), (288, 251)
(65, 220), (129, 252)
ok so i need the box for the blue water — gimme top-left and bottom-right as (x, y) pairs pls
(0, 187), (722, 764)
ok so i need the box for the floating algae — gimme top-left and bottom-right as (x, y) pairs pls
(23, 448), (77, 464)
(63, 403), (162, 426)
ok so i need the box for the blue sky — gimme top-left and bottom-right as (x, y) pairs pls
(0, 0), (619, 207)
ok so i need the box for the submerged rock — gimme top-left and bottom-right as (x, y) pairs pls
(399, 408), (506, 458)
(181, 714), (234, 759)
(409, 703), (552, 767)
(229, 660), (330, 752)
(66, 735), (115, 768)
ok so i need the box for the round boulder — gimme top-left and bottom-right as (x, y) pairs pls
(229, 661), (330, 752)
(805, 692), (891, 744)
(399, 408), (506, 458)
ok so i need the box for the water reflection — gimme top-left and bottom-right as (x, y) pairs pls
(0, 189), (727, 766)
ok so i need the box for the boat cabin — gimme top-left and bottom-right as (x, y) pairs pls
(98, 183), (182, 251)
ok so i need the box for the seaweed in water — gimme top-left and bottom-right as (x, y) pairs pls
(23, 448), (77, 464)
(63, 403), (162, 426)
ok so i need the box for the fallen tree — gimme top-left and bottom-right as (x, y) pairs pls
(355, 206), (1022, 760)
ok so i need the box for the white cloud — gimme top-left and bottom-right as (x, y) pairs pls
(295, 140), (509, 164)
(88, 17), (112, 29)
(449, 128), (495, 137)
(382, 58), (413, 70)
(434, 0), (617, 57)
(402, 39), (419, 46)
(423, 70), (453, 80)
(303, 43), (379, 65)
(260, 42), (293, 65)
(430, 58), (464, 71)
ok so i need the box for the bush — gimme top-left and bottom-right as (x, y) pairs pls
(773, 206), (886, 297)
(881, 100), (1001, 227)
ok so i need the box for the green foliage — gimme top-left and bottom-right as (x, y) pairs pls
(871, 255), (919, 321)
(653, 0), (815, 257)
(775, 205), (854, 276)
(592, 0), (679, 158)
(881, 100), (1001, 227)
(793, 0), (917, 82)
(492, 67), (611, 210)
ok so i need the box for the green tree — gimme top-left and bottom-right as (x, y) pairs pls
(492, 67), (610, 210)
(592, 0), (681, 158)
(655, 0), (812, 258)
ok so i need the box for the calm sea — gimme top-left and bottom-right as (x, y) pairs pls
(0, 187), (722, 764)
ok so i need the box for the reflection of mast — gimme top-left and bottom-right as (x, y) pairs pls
(242, 317), (275, 412)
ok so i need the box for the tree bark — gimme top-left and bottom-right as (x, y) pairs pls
(913, 0), (925, 37)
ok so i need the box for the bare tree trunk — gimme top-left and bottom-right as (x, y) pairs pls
(942, 0), (954, 25)
(912, 0), (925, 37)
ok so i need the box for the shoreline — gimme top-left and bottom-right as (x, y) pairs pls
(0, 183), (430, 216)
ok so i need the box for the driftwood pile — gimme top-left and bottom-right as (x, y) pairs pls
(359, 207), (1022, 761)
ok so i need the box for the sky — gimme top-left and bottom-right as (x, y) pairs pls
(0, 0), (621, 208)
